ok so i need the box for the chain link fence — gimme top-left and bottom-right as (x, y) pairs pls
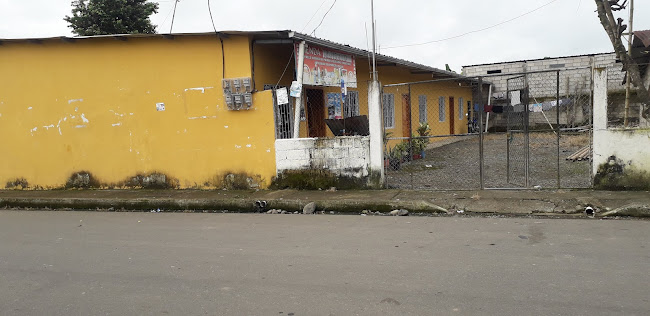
(383, 68), (594, 190)
(382, 78), (480, 190)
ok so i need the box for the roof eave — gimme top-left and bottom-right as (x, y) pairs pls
(288, 31), (467, 80)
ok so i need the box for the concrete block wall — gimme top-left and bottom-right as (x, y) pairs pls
(462, 53), (624, 97)
(275, 136), (370, 178)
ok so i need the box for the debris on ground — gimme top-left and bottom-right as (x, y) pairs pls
(600, 204), (650, 217)
(303, 202), (316, 214)
(389, 209), (409, 216)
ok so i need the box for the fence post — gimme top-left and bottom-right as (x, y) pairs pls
(592, 67), (608, 176)
(478, 77), (484, 190)
(556, 71), (561, 189)
(368, 80), (385, 187)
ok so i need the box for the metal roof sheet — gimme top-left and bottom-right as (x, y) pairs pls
(0, 30), (470, 81)
(633, 30), (650, 48)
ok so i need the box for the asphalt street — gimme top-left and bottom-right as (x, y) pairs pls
(0, 211), (648, 315)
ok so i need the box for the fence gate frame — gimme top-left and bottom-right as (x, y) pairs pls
(381, 68), (593, 190)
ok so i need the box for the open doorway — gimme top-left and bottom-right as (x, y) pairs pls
(306, 89), (326, 137)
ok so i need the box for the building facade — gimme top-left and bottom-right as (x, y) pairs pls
(0, 31), (474, 189)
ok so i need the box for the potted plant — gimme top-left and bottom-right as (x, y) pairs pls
(387, 145), (403, 170)
(383, 131), (393, 168)
(414, 122), (431, 159)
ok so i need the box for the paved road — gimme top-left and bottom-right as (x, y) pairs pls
(0, 211), (648, 316)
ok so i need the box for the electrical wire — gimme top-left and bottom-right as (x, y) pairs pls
(301, 0), (328, 33)
(275, 50), (295, 89)
(383, 0), (562, 50)
(207, 0), (218, 34)
(311, 0), (337, 36)
(169, 0), (180, 34)
(207, 0), (225, 78)
(159, 2), (177, 31)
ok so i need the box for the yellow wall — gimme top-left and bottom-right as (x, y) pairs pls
(0, 35), (277, 189)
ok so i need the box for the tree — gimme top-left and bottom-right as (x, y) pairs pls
(64, 0), (159, 36)
(594, 0), (649, 119)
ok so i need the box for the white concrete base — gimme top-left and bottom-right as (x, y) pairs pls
(275, 136), (370, 178)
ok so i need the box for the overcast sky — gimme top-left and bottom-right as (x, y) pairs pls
(1, 0), (648, 71)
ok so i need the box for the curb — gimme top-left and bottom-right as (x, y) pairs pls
(0, 198), (449, 214)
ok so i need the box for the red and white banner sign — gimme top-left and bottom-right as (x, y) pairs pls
(296, 44), (357, 88)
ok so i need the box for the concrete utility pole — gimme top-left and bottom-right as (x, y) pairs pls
(367, 0), (384, 187)
(293, 41), (306, 139)
(624, 0), (634, 127)
(371, 0), (378, 81)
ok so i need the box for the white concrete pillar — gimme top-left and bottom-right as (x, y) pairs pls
(368, 80), (384, 186)
(592, 67), (608, 176)
(293, 41), (306, 139)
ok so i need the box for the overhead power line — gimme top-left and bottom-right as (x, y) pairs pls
(169, 0), (180, 33)
(207, 0), (218, 34)
(383, 0), (562, 50)
(311, 0), (337, 36)
(301, 0), (329, 33)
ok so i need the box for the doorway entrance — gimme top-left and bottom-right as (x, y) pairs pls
(449, 97), (455, 135)
(306, 89), (325, 137)
(402, 94), (411, 138)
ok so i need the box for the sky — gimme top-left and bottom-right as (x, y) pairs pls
(1, 0), (648, 72)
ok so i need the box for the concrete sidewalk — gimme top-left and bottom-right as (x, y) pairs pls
(1, 188), (649, 217)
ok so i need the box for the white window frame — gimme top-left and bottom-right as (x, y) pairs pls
(344, 91), (360, 118)
(438, 96), (446, 122)
(383, 94), (395, 129)
(418, 95), (427, 124)
(459, 97), (464, 120)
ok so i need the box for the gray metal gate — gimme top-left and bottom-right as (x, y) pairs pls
(382, 68), (594, 190)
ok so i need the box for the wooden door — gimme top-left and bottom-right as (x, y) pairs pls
(306, 89), (325, 137)
(402, 94), (411, 138)
(449, 97), (455, 135)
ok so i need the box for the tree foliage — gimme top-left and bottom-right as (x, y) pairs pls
(64, 0), (159, 36)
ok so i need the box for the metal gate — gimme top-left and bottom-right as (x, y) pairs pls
(383, 68), (594, 190)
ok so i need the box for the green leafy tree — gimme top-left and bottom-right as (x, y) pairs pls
(64, 0), (159, 36)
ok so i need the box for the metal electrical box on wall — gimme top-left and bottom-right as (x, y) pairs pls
(223, 77), (253, 110)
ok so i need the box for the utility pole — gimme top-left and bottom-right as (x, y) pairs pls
(624, 0), (634, 127)
(367, 0), (384, 187)
(370, 0), (377, 81)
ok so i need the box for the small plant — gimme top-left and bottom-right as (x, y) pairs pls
(386, 143), (406, 170)
(412, 122), (431, 154)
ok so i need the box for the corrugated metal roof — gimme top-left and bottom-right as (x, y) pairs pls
(0, 30), (470, 81)
(634, 30), (650, 48)
(288, 32), (466, 80)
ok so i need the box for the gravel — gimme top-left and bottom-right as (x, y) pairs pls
(386, 132), (592, 190)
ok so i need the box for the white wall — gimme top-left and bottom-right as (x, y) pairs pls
(275, 136), (370, 178)
(593, 129), (650, 173)
(593, 67), (650, 175)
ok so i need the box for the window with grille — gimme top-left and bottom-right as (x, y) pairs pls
(459, 97), (464, 120)
(418, 95), (427, 124)
(383, 94), (395, 129)
(438, 96), (446, 122)
(344, 91), (360, 118)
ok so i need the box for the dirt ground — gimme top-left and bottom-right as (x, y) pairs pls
(386, 132), (592, 190)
